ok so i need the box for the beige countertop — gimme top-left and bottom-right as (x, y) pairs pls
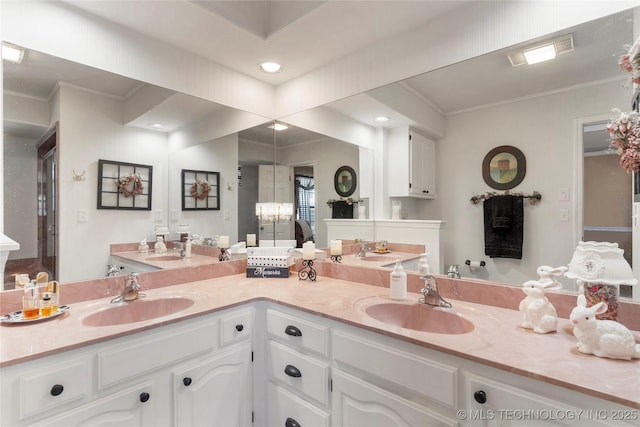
(1, 273), (638, 409)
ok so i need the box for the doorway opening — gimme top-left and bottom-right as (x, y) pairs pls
(582, 119), (632, 297)
(294, 166), (315, 248)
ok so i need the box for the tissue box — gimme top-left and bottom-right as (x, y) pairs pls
(246, 247), (294, 268)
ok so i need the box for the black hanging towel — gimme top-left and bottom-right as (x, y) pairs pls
(483, 195), (524, 259)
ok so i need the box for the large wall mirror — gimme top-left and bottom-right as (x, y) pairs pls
(280, 7), (637, 297)
(3, 46), (371, 285)
(3, 4), (637, 301)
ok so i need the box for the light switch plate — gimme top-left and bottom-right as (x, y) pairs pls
(154, 209), (163, 222)
(171, 209), (179, 222)
(78, 209), (88, 222)
(558, 188), (570, 201)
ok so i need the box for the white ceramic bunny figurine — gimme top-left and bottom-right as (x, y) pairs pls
(519, 279), (562, 334)
(569, 294), (640, 360)
(536, 265), (568, 285)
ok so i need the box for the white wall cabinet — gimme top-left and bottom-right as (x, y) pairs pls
(388, 128), (436, 198)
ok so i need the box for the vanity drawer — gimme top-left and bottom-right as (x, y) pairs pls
(266, 308), (329, 357)
(98, 318), (217, 388)
(220, 307), (253, 347)
(19, 359), (90, 419)
(267, 340), (330, 407)
(333, 330), (458, 408)
(267, 381), (330, 427)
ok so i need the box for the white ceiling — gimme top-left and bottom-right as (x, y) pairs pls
(3, 2), (634, 150)
(63, 0), (470, 85)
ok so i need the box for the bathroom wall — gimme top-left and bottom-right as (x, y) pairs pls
(58, 85), (169, 282)
(425, 79), (629, 286)
(167, 133), (240, 243)
(3, 134), (38, 259)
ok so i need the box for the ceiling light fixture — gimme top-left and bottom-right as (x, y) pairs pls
(508, 34), (574, 67)
(2, 43), (24, 64)
(260, 62), (282, 73)
(148, 123), (165, 129)
(374, 116), (390, 123)
(523, 44), (556, 65)
(268, 123), (288, 131)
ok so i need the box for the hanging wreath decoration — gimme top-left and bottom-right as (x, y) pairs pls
(117, 174), (144, 197)
(190, 179), (211, 200)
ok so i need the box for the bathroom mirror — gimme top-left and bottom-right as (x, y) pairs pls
(3, 3), (637, 297)
(3, 47), (368, 285)
(279, 7), (637, 296)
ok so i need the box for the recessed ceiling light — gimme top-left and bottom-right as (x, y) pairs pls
(2, 43), (24, 64)
(508, 34), (574, 67)
(523, 44), (556, 65)
(149, 123), (164, 129)
(260, 62), (283, 73)
(374, 116), (390, 123)
(268, 123), (288, 131)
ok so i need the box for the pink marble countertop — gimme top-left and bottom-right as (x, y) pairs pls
(111, 250), (220, 269)
(1, 274), (638, 409)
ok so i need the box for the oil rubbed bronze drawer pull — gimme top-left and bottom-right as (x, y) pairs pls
(284, 325), (302, 337)
(284, 364), (302, 378)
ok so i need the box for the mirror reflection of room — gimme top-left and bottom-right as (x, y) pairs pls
(2, 2), (639, 300)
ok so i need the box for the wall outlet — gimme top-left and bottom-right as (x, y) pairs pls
(171, 209), (179, 222)
(559, 209), (569, 221)
(154, 209), (163, 222)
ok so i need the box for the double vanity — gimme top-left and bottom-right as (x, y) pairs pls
(1, 255), (639, 426)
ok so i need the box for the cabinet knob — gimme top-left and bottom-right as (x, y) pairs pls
(284, 325), (302, 337)
(183, 377), (193, 387)
(422, 190), (429, 194)
(473, 390), (487, 404)
(50, 384), (64, 396)
(139, 392), (150, 403)
(284, 364), (302, 378)
(235, 324), (244, 332)
(285, 417), (301, 427)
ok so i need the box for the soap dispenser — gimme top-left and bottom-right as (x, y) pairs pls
(390, 260), (407, 301)
(418, 253), (430, 275)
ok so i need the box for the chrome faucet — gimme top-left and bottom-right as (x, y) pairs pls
(106, 264), (124, 277)
(447, 264), (460, 279)
(355, 241), (372, 258)
(419, 274), (452, 308)
(174, 242), (186, 257)
(111, 273), (144, 303)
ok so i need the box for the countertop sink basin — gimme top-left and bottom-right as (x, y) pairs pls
(83, 297), (195, 326)
(364, 302), (474, 334)
(146, 255), (184, 261)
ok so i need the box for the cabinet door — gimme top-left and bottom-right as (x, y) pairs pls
(409, 132), (436, 198)
(38, 382), (157, 427)
(174, 342), (252, 427)
(331, 370), (456, 427)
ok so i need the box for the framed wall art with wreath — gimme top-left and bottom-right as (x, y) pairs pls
(97, 159), (152, 210)
(182, 169), (220, 211)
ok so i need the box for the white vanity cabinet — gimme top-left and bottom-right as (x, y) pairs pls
(261, 306), (331, 427)
(388, 127), (437, 198)
(461, 370), (637, 427)
(332, 329), (458, 427)
(0, 306), (253, 427)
